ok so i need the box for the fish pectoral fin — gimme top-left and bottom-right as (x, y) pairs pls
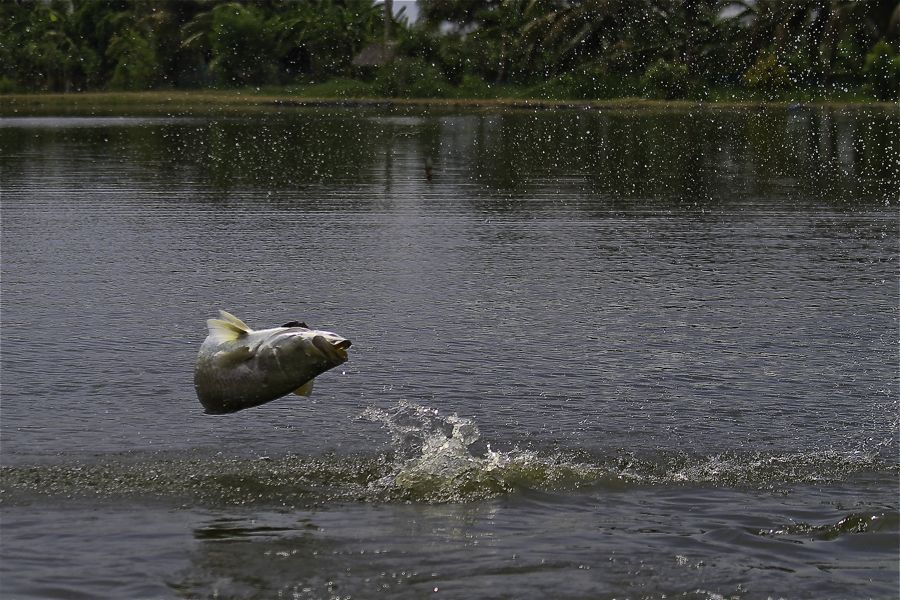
(213, 346), (254, 367)
(293, 379), (315, 397)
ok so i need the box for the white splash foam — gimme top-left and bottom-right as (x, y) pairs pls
(361, 401), (599, 501)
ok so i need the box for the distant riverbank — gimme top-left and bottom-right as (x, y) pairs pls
(2, 89), (897, 117)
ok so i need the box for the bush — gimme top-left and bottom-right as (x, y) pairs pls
(0, 77), (18, 93)
(529, 65), (639, 100)
(107, 29), (160, 90)
(436, 36), (468, 85)
(295, 78), (374, 98)
(864, 41), (900, 101)
(529, 73), (577, 100)
(454, 74), (493, 98)
(208, 3), (276, 86)
(641, 59), (690, 99)
(374, 57), (447, 98)
(743, 52), (791, 99)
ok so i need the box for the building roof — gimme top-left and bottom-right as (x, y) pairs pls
(352, 42), (397, 67)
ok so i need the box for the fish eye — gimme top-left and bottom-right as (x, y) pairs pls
(281, 321), (308, 328)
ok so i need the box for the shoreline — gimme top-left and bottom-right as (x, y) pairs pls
(2, 90), (898, 116)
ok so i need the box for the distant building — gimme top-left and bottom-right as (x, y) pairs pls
(356, 0), (414, 67)
(352, 42), (397, 68)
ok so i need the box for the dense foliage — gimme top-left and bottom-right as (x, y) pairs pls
(2, 0), (898, 100)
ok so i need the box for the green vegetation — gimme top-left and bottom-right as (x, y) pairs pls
(1, 0), (898, 102)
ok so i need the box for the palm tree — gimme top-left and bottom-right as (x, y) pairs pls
(520, 0), (721, 76)
(722, 0), (895, 86)
(9, 2), (83, 91)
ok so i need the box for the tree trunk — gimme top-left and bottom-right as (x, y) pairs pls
(384, 0), (393, 53)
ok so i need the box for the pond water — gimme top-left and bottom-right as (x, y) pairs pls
(1, 106), (898, 599)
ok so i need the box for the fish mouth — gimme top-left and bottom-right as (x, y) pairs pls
(313, 336), (351, 363)
(333, 339), (351, 361)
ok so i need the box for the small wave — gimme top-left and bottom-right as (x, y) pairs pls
(644, 447), (888, 487)
(757, 511), (900, 540)
(1, 402), (894, 506)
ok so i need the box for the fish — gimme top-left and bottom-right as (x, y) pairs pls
(194, 310), (351, 414)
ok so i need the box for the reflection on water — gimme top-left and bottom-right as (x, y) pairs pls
(1, 108), (896, 203)
(169, 488), (898, 600)
(175, 515), (331, 600)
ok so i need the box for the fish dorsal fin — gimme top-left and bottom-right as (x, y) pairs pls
(217, 310), (252, 332)
(207, 311), (252, 344)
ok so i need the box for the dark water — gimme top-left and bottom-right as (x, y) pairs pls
(1, 106), (898, 599)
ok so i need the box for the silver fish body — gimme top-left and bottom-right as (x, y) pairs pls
(194, 311), (351, 414)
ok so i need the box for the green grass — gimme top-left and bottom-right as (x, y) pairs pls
(257, 78), (376, 99)
(1, 82), (896, 117)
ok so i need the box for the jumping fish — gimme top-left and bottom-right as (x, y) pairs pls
(194, 310), (351, 414)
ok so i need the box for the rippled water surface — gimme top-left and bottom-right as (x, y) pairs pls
(1, 107), (898, 599)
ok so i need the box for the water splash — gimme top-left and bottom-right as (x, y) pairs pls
(361, 401), (601, 502)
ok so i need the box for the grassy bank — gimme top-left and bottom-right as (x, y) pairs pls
(2, 87), (897, 117)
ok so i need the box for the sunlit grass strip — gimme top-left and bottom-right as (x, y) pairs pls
(1, 89), (896, 117)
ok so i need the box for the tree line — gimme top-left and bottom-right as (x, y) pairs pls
(2, 0), (898, 100)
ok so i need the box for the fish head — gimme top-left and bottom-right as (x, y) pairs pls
(264, 325), (352, 368)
